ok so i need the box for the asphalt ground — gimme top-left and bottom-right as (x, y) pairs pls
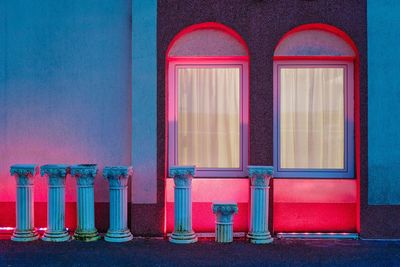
(1, 237), (400, 267)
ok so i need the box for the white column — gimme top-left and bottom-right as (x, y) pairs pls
(70, 164), (100, 242)
(212, 203), (238, 243)
(10, 164), (39, 242)
(168, 166), (197, 244)
(247, 166), (273, 244)
(103, 166), (133, 242)
(40, 164), (70, 242)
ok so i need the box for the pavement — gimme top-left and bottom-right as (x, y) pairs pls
(1, 237), (400, 267)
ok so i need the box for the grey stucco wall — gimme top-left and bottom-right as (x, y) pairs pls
(0, 0), (132, 202)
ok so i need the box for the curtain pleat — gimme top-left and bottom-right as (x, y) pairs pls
(280, 68), (344, 169)
(177, 68), (240, 168)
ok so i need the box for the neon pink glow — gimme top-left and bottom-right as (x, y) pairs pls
(166, 178), (249, 232)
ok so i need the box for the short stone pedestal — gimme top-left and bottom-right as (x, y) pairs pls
(10, 164), (39, 242)
(103, 166), (133, 242)
(40, 164), (70, 242)
(70, 164), (100, 242)
(212, 203), (238, 243)
(247, 166), (273, 244)
(168, 166), (197, 244)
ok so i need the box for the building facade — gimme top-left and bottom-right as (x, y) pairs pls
(0, 0), (399, 239)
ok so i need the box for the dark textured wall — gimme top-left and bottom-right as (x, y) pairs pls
(157, 0), (374, 236)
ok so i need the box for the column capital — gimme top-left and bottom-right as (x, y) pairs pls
(40, 164), (69, 186)
(169, 166), (195, 187)
(40, 164), (69, 177)
(70, 164), (98, 186)
(10, 164), (38, 186)
(212, 203), (238, 222)
(103, 166), (133, 188)
(247, 166), (273, 187)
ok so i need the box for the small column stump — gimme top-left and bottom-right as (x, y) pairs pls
(247, 166), (273, 244)
(41, 164), (70, 242)
(168, 166), (197, 244)
(212, 203), (238, 243)
(70, 164), (100, 242)
(10, 164), (39, 242)
(103, 166), (133, 242)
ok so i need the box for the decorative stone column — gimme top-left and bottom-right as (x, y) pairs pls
(40, 164), (70, 242)
(212, 203), (238, 243)
(70, 164), (100, 242)
(10, 164), (39, 242)
(103, 166), (133, 242)
(247, 166), (274, 244)
(168, 166), (197, 244)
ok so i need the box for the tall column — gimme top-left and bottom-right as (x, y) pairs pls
(103, 166), (133, 242)
(168, 166), (197, 244)
(212, 203), (238, 243)
(247, 166), (274, 244)
(10, 164), (39, 242)
(70, 164), (100, 242)
(40, 164), (70, 242)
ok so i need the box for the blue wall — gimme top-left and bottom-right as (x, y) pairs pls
(368, 0), (400, 204)
(0, 0), (132, 202)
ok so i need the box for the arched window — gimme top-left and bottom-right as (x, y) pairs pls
(167, 23), (249, 177)
(273, 24), (356, 178)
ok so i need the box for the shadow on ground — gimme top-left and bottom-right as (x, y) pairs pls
(1, 238), (400, 266)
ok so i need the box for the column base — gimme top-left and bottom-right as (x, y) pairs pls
(42, 230), (71, 242)
(247, 232), (273, 244)
(169, 231), (198, 244)
(11, 229), (39, 242)
(74, 229), (101, 242)
(104, 229), (133, 243)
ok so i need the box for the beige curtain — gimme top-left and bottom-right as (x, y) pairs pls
(177, 67), (240, 168)
(280, 68), (344, 169)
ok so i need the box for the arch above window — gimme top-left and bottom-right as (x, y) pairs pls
(167, 23), (249, 178)
(275, 29), (355, 57)
(168, 23), (248, 57)
(273, 24), (356, 178)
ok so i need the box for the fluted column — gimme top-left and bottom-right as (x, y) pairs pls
(40, 164), (70, 242)
(247, 166), (273, 244)
(10, 164), (39, 242)
(168, 166), (197, 244)
(70, 164), (100, 242)
(103, 166), (133, 242)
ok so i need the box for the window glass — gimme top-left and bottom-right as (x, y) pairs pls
(279, 67), (345, 169)
(177, 67), (241, 168)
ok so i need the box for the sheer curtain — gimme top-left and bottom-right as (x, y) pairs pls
(177, 67), (240, 168)
(280, 67), (344, 169)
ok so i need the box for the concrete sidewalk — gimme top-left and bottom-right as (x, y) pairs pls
(1, 238), (400, 267)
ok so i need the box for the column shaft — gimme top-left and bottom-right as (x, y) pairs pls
(169, 166), (197, 244)
(11, 164), (39, 242)
(71, 164), (100, 242)
(16, 185), (35, 232)
(247, 166), (273, 244)
(103, 166), (133, 242)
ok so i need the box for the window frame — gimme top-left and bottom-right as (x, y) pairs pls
(168, 58), (249, 178)
(273, 60), (354, 178)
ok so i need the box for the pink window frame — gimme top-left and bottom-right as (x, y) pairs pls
(273, 60), (355, 178)
(168, 58), (249, 178)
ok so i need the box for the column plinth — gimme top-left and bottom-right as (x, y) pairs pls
(40, 164), (70, 242)
(247, 166), (273, 244)
(103, 166), (133, 242)
(169, 166), (197, 244)
(10, 164), (39, 242)
(70, 164), (100, 242)
(212, 203), (238, 243)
